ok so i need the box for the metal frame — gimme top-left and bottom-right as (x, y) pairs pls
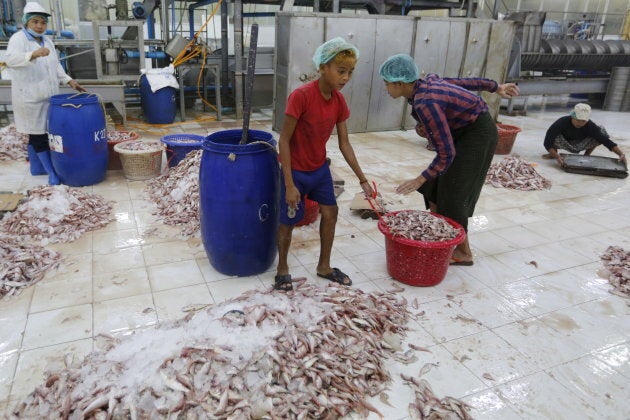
(0, 80), (127, 126)
(92, 20), (146, 81)
(176, 63), (222, 122)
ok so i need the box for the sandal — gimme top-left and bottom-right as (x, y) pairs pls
(274, 274), (293, 291)
(317, 268), (352, 286)
(450, 258), (474, 266)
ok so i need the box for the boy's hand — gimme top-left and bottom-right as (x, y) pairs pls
(360, 180), (374, 198)
(285, 185), (300, 210)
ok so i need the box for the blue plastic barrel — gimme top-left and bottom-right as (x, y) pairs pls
(47, 93), (108, 187)
(140, 74), (176, 124)
(200, 129), (279, 276)
(160, 134), (205, 167)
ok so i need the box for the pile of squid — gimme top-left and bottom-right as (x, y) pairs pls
(115, 140), (163, 152)
(0, 185), (114, 244)
(485, 156), (552, 191)
(107, 131), (139, 143)
(403, 373), (473, 420)
(382, 210), (462, 242)
(600, 246), (630, 298)
(0, 123), (28, 161)
(0, 234), (61, 298)
(145, 150), (201, 237)
(10, 281), (418, 419)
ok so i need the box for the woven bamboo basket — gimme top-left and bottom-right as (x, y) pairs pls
(113, 140), (164, 180)
(107, 131), (140, 170)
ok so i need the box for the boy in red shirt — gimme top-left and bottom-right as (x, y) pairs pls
(274, 38), (373, 291)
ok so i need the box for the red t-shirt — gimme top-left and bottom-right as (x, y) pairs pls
(285, 80), (350, 171)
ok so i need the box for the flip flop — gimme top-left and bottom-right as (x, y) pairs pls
(274, 274), (293, 291)
(317, 268), (352, 286)
(450, 258), (474, 266)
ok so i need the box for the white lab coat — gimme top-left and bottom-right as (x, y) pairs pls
(5, 29), (72, 134)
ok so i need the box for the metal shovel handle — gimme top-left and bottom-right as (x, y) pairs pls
(240, 23), (259, 145)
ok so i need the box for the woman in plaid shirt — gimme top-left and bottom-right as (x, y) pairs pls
(379, 54), (519, 266)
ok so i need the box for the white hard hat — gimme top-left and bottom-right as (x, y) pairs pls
(23, 2), (51, 16)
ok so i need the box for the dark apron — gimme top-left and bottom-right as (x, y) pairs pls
(418, 112), (497, 231)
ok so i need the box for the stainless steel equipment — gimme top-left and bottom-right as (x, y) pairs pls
(92, 20), (146, 81)
(274, 12), (515, 134)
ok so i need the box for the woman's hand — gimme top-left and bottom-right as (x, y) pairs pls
(618, 153), (626, 167)
(396, 176), (425, 195)
(556, 155), (565, 167)
(31, 47), (50, 59)
(496, 83), (519, 99)
(68, 80), (86, 92)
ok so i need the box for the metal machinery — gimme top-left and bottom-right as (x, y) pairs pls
(504, 11), (630, 113)
(0, 0), (490, 125)
(274, 12), (515, 133)
(4, 1), (626, 123)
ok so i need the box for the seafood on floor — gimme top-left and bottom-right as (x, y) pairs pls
(600, 245), (629, 298)
(485, 156), (552, 191)
(0, 185), (113, 244)
(0, 234), (61, 298)
(10, 282), (418, 418)
(145, 149), (201, 237)
(0, 123), (28, 161)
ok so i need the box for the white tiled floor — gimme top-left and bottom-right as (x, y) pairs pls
(1, 96), (629, 419)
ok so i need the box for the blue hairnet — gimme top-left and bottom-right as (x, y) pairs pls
(22, 13), (48, 25)
(312, 37), (359, 69)
(379, 54), (419, 83)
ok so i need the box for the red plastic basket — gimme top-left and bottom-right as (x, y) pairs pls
(296, 197), (319, 227)
(495, 123), (522, 155)
(377, 211), (466, 287)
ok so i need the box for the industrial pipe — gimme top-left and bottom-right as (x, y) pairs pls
(124, 50), (167, 59)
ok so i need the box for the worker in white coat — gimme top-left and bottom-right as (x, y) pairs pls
(5, 1), (85, 185)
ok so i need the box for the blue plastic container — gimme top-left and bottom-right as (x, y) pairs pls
(140, 74), (177, 124)
(160, 134), (205, 167)
(47, 93), (108, 187)
(200, 129), (279, 276)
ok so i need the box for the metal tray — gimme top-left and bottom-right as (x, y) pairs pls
(561, 154), (628, 179)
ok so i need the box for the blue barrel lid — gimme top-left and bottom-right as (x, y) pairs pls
(160, 133), (205, 146)
(203, 129), (276, 154)
(50, 92), (101, 105)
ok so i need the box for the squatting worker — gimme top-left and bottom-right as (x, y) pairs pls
(378, 54), (519, 266)
(543, 103), (626, 167)
(274, 37), (374, 291)
(5, 1), (85, 185)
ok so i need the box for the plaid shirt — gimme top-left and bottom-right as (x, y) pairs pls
(409, 74), (498, 180)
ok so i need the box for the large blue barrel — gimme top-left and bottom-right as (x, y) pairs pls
(200, 129), (279, 276)
(47, 93), (108, 187)
(140, 74), (176, 124)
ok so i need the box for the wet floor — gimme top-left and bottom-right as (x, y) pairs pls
(1, 95), (629, 418)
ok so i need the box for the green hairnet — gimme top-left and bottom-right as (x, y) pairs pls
(22, 13), (48, 25)
(312, 37), (359, 69)
(379, 54), (419, 83)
